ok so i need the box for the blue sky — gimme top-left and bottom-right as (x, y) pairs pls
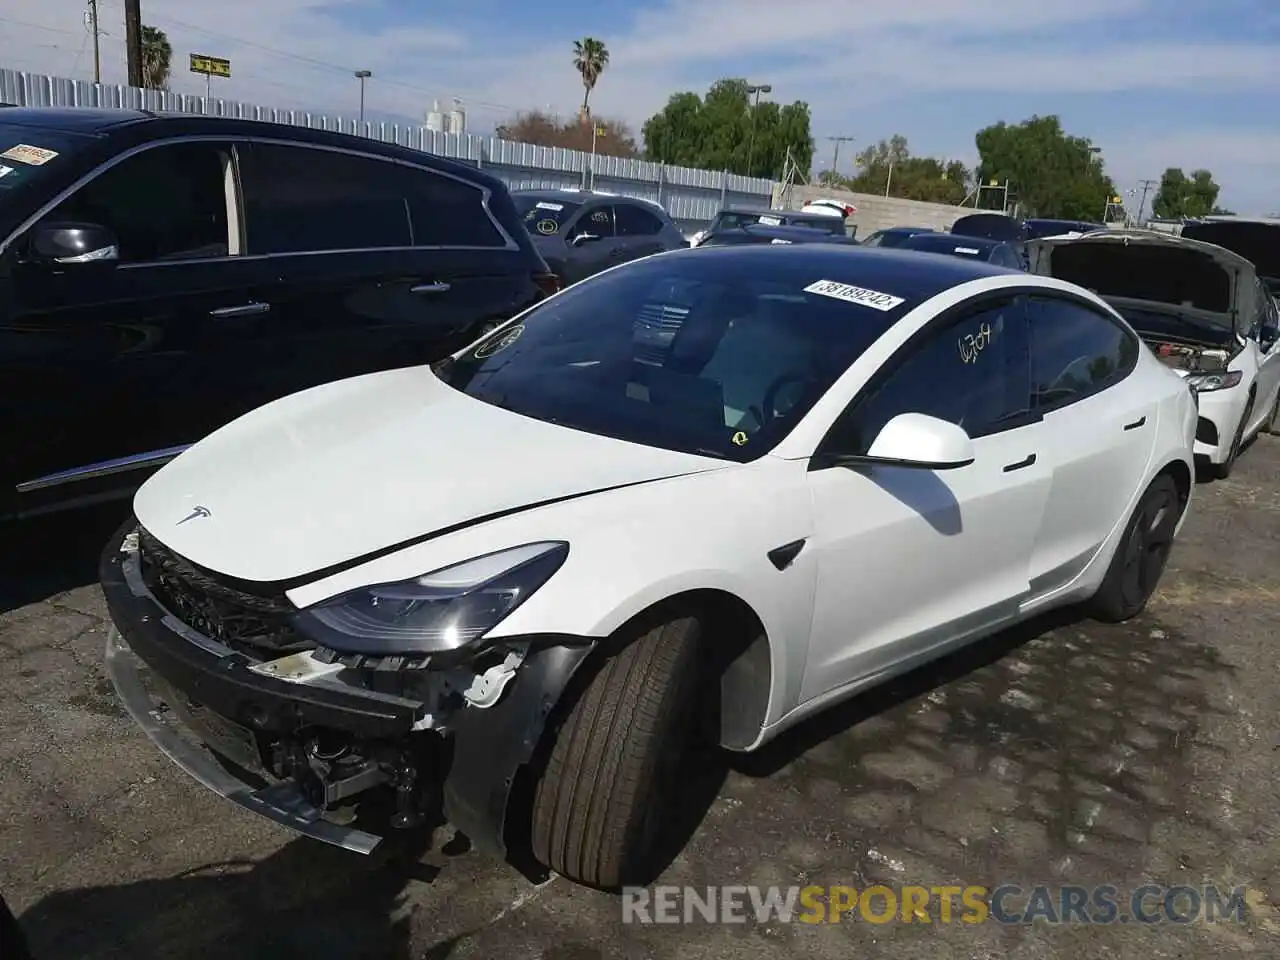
(3, 0), (1277, 213)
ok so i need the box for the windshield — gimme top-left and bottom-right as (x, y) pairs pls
(434, 251), (915, 461)
(0, 123), (89, 195)
(512, 196), (582, 237)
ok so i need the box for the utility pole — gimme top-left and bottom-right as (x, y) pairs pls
(124, 0), (143, 88)
(825, 135), (854, 181)
(744, 82), (772, 178)
(87, 0), (101, 83)
(354, 70), (371, 123)
(1135, 178), (1157, 225)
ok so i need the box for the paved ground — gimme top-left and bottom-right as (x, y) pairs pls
(3, 439), (1280, 960)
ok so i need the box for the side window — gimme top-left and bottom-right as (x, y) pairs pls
(240, 142), (503, 255)
(824, 297), (1032, 455)
(614, 203), (665, 237)
(570, 206), (616, 241)
(39, 141), (234, 263)
(1027, 296), (1139, 410)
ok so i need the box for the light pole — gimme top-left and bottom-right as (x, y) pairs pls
(354, 69), (372, 124)
(744, 82), (772, 178)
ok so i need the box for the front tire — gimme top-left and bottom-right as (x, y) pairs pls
(530, 615), (702, 889)
(1088, 474), (1181, 623)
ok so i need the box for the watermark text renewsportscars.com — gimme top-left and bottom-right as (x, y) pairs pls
(621, 884), (1253, 925)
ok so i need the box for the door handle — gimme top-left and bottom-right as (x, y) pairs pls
(1002, 453), (1037, 472)
(411, 282), (451, 294)
(209, 302), (270, 318)
(1123, 416), (1147, 431)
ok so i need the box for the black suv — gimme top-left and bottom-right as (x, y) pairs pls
(0, 108), (557, 521)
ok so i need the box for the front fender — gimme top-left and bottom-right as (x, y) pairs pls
(442, 640), (593, 858)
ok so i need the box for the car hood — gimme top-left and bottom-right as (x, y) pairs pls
(1180, 219), (1280, 290)
(132, 366), (729, 584)
(1026, 230), (1257, 334)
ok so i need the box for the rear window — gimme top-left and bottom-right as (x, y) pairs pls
(513, 195), (582, 236)
(0, 123), (90, 194)
(902, 234), (988, 257)
(788, 215), (846, 235)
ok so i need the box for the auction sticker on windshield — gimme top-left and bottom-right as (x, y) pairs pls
(536, 201), (564, 211)
(0, 144), (58, 166)
(803, 279), (905, 312)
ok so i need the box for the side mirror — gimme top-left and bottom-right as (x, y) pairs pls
(30, 221), (119, 264)
(863, 413), (975, 469)
(571, 232), (600, 247)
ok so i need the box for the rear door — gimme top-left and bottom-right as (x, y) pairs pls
(233, 140), (524, 405)
(2, 136), (269, 514)
(1024, 294), (1153, 598)
(563, 204), (619, 282)
(612, 202), (670, 262)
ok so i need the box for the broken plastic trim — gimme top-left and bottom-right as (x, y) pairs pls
(104, 628), (384, 855)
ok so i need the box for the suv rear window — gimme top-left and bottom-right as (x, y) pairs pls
(513, 196), (582, 236)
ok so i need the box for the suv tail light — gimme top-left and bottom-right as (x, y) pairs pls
(533, 272), (561, 298)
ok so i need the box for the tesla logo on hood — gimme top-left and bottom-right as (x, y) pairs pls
(176, 505), (211, 525)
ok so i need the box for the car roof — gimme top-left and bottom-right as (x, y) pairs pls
(512, 188), (666, 211)
(906, 233), (1004, 251)
(665, 242), (1018, 296)
(712, 223), (852, 241)
(0, 106), (152, 132)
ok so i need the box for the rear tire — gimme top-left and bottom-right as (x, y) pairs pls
(1088, 474), (1181, 623)
(530, 615), (702, 889)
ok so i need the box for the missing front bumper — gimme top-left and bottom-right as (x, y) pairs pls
(104, 627), (385, 854)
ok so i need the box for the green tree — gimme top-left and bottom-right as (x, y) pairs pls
(1151, 167), (1225, 219)
(140, 25), (171, 90)
(572, 37), (609, 118)
(973, 115), (1116, 220)
(641, 78), (814, 179)
(836, 135), (970, 204)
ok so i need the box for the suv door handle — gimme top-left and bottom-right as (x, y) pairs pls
(1123, 416), (1147, 431)
(209, 302), (270, 318)
(411, 282), (451, 294)
(1003, 453), (1037, 472)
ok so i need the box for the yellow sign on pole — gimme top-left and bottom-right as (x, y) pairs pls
(989, 178), (1000, 186)
(1112, 196), (1123, 204)
(189, 53), (231, 78)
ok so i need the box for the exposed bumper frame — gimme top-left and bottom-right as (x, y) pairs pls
(99, 518), (596, 859)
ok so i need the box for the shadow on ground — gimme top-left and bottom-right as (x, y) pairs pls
(0, 504), (130, 614)
(17, 833), (442, 960)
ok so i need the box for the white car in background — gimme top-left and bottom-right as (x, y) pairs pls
(101, 245), (1195, 891)
(1029, 230), (1280, 479)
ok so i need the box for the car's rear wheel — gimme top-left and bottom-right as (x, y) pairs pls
(1088, 474), (1181, 623)
(530, 614), (702, 889)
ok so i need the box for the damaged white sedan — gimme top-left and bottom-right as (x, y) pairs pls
(1028, 229), (1280, 478)
(102, 244), (1196, 890)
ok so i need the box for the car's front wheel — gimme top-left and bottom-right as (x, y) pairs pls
(530, 614), (702, 889)
(1088, 473), (1182, 623)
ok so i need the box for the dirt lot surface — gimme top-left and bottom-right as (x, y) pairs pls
(3, 439), (1280, 960)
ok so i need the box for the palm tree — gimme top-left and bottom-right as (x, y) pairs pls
(141, 25), (172, 89)
(572, 37), (609, 120)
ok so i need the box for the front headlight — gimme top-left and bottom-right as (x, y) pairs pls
(1185, 370), (1243, 393)
(294, 542), (568, 655)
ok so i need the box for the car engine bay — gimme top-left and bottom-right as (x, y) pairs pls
(1147, 340), (1231, 374)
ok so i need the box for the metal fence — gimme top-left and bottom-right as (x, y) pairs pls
(0, 67), (775, 231)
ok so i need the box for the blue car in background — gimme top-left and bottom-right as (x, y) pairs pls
(858, 226), (934, 248)
(694, 223), (861, 247)
(897, 230), (1027, 270)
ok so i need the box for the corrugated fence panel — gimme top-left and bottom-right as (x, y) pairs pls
(0, 66), (774, 229)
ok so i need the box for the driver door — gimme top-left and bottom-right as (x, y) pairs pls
(800, 294), (1052, 702)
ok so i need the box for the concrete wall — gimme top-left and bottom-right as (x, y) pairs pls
(774, 183), (972, 237)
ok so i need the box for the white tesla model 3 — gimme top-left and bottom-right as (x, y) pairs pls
(101, 244), (1197, 890)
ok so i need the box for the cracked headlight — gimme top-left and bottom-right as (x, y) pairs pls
(294, 542), (568, 655)
(1185, 370), (1242, 393)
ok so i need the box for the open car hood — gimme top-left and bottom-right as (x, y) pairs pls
(1180, 219), (1280, 292)
(1026, 230), (1258, 334)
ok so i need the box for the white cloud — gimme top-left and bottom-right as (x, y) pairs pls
(1, 0), (1276, 210)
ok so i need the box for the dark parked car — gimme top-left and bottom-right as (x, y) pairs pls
(1024, 218), (1105, 239)
(897, 231), (1026, 270)
(693, 205), (851, 245)
(511, 189), (686, 286)
(0, 108), (557, 522)
(951, 213), (1030, 267)
(695, 223), (860, 247)
(858, 226), (934, 248)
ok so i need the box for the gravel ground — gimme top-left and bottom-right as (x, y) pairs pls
(2, 437), (1280, 960)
